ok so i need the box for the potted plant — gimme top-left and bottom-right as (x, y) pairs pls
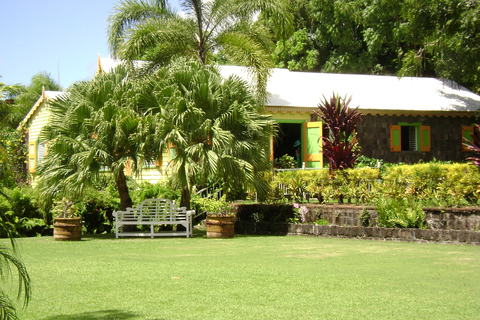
(202, 196), (236, 238)
(52, 198), (83, 241)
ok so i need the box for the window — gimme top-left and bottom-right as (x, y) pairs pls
(390, 124), (430, 152)
(28, 142), (36, 173)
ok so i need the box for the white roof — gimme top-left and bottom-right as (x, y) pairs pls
(219, 65), (480, 113)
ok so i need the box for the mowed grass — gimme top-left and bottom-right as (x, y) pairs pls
(6, 232), (480, 320)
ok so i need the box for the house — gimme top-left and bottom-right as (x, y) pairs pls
(216, 65), (480, 166)
(21, 57), (480, 184)
(19, 88), (63, 185)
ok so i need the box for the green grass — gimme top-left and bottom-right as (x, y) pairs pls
(6, 232), (480, 320)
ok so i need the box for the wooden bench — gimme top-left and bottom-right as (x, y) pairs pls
(112, 199), (195, 238)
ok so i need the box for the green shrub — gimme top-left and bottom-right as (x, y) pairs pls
(0, 187), (48, 237)
(130, 181), (181, 205)
(273, 168), (380, 204)
(79, 187), (120, 234)
(274, 154), (296, 169)
(383, 163), (480, 205)
(375, 196), (425, 228)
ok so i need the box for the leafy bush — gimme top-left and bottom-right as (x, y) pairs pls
(0, 187), (48, 237)
(79, 187), (120, 234)
(130, 181), (181, 205)
(383, 163), (480, 206)
(273, 168), (380, 204)
(375, 196), (425, 228)
(274, 154), (296, 169)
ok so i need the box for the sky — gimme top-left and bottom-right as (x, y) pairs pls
(0, 0), (181, 89)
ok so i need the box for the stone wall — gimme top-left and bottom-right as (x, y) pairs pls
(356, 114), (476, 163)
(305, 204), (480, 231)
(234, 204), (480, 244)
(235, 221), (480, 245)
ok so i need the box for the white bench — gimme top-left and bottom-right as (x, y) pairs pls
(112, 199), (194, 238)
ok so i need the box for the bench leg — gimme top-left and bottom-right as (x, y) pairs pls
(151, 225), (154, 239)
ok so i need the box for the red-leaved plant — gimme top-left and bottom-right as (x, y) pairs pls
(315, 93), (362, 171)
(464, 124), (480, 168)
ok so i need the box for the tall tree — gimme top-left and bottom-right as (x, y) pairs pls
(107, 0), (293, 100)
(36, 64), (152, 211)
(274, 0), (480, 93)
(147, 59), (275, 208)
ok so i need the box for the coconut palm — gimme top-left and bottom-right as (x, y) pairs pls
(36, 64), (154, 211)
(147, 59), (275, 208)
(107, 0), (293, 101)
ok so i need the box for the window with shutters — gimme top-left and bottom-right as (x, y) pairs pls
(390, 123), (430, 152)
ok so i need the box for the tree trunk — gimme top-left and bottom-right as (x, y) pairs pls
(180, 187), (191, 210)
(116, 169), (132, 211)
(116, 169), (135, 232)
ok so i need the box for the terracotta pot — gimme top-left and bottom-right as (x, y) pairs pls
(53, 217), (82, 241)
(206, 214), (235, 238)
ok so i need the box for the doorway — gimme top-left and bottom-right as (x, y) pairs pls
(274, 122), (302, 167)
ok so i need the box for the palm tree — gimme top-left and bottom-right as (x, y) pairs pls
(147, 59), (275, 208)
(36, 64), (153, 211)
(107, 0), (293, 101)
(0, 205), (31, 320)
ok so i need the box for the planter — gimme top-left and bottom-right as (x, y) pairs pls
(206, 214), (235, 238)
(53, 217), (82, 241)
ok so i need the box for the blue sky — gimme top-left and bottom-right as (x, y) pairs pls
(0, 0), (181, 89)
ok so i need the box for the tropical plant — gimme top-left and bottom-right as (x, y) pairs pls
(315, 93), (362, 171)
(36, 64), (153, 211)
(148, 60), (275, 208)
(464, 124), (480, 168)
(374, 196), (425, 229)
(107, 0), (293, 100)
(0, 185), (31, 320)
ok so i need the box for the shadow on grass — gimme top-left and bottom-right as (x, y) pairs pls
(41, 309), (165, 320)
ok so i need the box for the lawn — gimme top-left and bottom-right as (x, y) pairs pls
(7, 232), (480, 320)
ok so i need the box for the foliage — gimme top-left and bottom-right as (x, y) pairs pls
(273, 167), (380, 204)
(316, 93), (362, 171)
(288, 203), (308, 223)
(274, 28), (319, 71)
(0, 128), (28, 188)
(383, 163), (480, 206)
(0, 189), (32, 319)
(273, 0), (480, 94)
(78, 186), (119, 235)
(374, 196), (425, 229)
(51, 198), (81, 218)
(272, 162), (480, 207)
(148, 59), (275, 208)
(0, 187), (48, 238)
(273, 154), (296, 169)
(130, 181), (181, 205)
(464, 124), (480, 167)
(107, 0), (294, 101)
(13, 72), (60, 118)
(191, 195), (231, 215)
(36, 64), (154, 211)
